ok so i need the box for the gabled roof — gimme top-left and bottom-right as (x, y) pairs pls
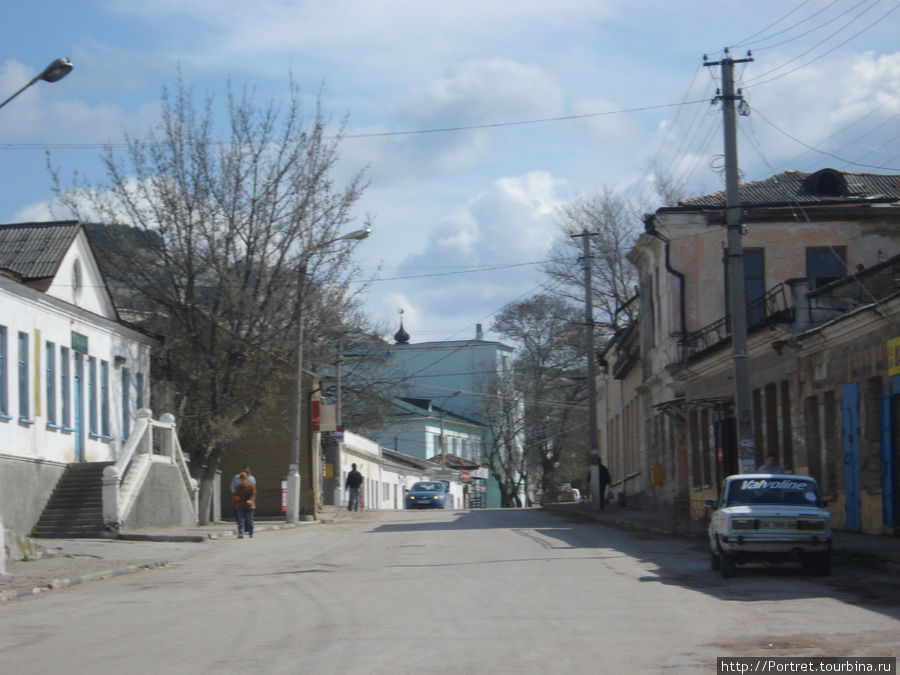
(0, 221), (81, 281)
(677, 169), (900, 209)
(393, 397), (485, 427)
(381, 447), (440, 471)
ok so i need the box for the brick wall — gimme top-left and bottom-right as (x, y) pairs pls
(221, 369), (320, 519)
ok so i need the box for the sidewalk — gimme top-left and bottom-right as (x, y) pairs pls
(543, 501), (900, 574)
(1, 512), (347, 603)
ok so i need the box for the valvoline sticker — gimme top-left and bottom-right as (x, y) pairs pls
(739, 479), (809, 491)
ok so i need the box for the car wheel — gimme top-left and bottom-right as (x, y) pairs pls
(710, 552), (720, 571)
(720, 553), (737, 579)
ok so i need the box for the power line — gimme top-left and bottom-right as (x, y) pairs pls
(743, 2), (899, 89)
(752, 105), (900, 171)
(738, 0), (871, 52)
(729, 0), (819, 49)
(0, 99), (712, 152)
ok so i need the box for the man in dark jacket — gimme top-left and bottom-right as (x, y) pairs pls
(598, 460), (611, 510)
(345, 463), (363, 512)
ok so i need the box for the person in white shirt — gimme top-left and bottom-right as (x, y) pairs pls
(230, 465), (257, 492)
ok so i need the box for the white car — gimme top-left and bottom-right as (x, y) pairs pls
(705, 474), (832, 578)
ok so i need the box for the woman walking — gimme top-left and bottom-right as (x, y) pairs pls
(233, 472), (257, 538)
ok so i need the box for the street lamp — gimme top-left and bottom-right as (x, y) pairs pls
(0, 58), (73, 110)
(286, 227), (370, 523)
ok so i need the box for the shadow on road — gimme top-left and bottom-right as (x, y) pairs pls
(367, 508), (900, 617)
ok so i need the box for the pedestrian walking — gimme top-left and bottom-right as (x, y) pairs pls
(598, 459), (611, 510)
(233, 472), (256, 538)
(230, 465), (256, 493)
(345, 463), (363, 512)
(757, 454), (783, 473)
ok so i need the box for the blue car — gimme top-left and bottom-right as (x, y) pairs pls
(405, 481), (449, 509)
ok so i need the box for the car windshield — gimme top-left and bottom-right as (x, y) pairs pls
(725, 477), (821, 507)
(412, 482), (442, 492)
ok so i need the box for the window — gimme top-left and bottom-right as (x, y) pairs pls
(122, 367), (130, 440)
(136, 372), (144, 411)
(780, 380), (793, 470)
(72, 259), (82, 299)
(46, 342), (56, 424)
(61, 347), (71, 428)
(101, 360), (110, 437)
(744, 249), (765, 325)
(724, 248), (766, 323)
(88, 356), (97, 435)
(18, 332), (29, 421)
(0, 326), (7, 417)
(689, 410), (701, 488)
(765, 383), (778, 461)
(807, 247), (846, 289)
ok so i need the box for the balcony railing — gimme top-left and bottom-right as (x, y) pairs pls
(679, 283), (793, 363)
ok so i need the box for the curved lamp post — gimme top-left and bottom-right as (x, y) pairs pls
(286, 226), (371, 523)
(0, 57), (73, 110)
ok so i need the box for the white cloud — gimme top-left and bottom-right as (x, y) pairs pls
(390, 58), (564, 173)
(371, 171), (567, 339)
(741, 50), (900, 172)
(571, 97), (640, 147)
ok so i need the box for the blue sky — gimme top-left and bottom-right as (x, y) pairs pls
(2, 1), (898, 342)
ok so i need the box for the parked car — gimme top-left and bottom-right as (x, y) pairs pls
(705, 474), (832, 578)
(405, 481), (449, 509)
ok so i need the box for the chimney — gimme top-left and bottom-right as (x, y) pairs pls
(475, 323), (483, 341)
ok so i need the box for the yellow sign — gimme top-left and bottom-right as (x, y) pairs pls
(890, 336), (900, 377)
(324, 463), (334, 479)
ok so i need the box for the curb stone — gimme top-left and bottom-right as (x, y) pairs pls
(1, 560), (168, 603)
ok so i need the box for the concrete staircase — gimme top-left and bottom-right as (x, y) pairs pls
(33, 462), (113, 538)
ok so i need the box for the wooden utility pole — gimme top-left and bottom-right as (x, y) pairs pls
(704, 49), (756, 473)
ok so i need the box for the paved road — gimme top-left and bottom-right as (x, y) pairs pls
(2, 509), (898, 674)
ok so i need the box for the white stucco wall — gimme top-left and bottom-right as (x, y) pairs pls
(0, 273), (154, 464)
(334, 430), (464, 510)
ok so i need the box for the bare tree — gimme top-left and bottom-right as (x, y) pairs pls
(491, 294), (589, 501)
(52, 77), (371, 520)
(478, 371), (528, 507)
(541, 187), (641, 337)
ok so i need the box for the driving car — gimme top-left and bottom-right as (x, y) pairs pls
(705, 474), (832, 579)
(405, 481), (449, 509)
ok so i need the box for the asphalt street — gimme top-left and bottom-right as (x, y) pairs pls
(1, 508), (898, 674)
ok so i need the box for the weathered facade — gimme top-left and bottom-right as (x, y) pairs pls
(598, 169), (900, 534)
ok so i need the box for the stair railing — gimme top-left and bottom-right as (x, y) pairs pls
(102, 409), (199, 532)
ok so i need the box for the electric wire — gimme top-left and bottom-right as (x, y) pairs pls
(751, 105), (900, 171)
(728, 0), (818, 49)
(738, 0), (872, 52)
(743, 2), (899, 89)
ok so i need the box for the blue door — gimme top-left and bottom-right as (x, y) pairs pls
(882, 393), (895, 528)
(885, 374), (900, 528)
(74, 353), (84, 462)
(842, 382), (861, 531)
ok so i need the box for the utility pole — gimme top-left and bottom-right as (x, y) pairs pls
(704, 49), (756, 474)
(572, 229), (600, 508)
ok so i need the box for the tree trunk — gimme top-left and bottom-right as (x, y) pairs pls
(196, 447), (224, 525)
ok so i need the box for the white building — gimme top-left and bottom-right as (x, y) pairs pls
(330, 430), (465, 510)
(0, 221), (155, 536)
(384, 322), (524, 507)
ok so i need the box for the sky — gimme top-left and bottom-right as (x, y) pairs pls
(2, 1), (898, 343)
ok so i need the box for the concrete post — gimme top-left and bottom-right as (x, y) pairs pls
(102, 465), (121, 533)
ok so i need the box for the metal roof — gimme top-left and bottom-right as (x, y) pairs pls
(0, 221), (81, 280)
(678, 169), (900, 209)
